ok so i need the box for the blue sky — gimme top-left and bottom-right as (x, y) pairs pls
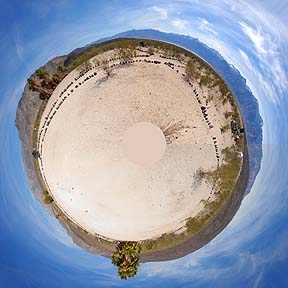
(0, 0), (288, 287)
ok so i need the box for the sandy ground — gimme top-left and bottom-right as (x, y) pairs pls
(37, 50), (234, 241)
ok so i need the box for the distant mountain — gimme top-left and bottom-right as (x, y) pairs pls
(94, 29), (263, 195)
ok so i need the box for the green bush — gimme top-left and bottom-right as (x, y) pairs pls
(43, 190), (53, 204)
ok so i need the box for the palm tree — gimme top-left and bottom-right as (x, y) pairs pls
(57, 66), (69, 79)
(35, 69), (50, 81)
(28, 68), (64, 100)
(28, 78), (53, 100)
(112, 241), (141, 280)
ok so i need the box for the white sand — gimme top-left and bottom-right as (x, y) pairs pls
(37, 50), (233, 241)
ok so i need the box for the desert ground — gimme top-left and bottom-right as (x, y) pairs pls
(37, 49), (234, 241)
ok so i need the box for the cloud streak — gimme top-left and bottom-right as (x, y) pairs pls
(152, 6), (168, 20)
(1, 0), (288, 287)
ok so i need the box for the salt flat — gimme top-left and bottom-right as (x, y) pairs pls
(37, 50), (233, 241)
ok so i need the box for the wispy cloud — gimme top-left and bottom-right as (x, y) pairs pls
(171, 18), (188, 30)
(238, 49), (253, 71)
(2, 1), (288, 286)
(239, 22), (267, 55)
(239, 21), (288, 104)
(152, 6), (168, 20)
(199, 19), (218, 35)
(141, 225), (288, 283)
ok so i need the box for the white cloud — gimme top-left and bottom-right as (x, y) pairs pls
(239, 21), (288, 104)
(152, 6), (168, 20)
(239, 49), (253, 71)
(239, 22), (270, 55)
(199, 19), (218, 36)
(142, 225), (288, 282)
(5, 1), (288, 283)
(171, 18), (188, 30)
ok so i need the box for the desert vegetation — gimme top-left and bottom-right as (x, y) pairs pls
(112, 241), (141, 280)
(116, 47), (136, 62)
(30, 37), (245, 261)
(43, 190), (54, 204)
(28, 67), (68, 100)
(141, 146), (243, 253)
(187, 147), (242, 231)
(185, 59), (201, 80)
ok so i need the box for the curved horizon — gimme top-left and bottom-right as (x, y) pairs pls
(1, 1), (287, 287)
